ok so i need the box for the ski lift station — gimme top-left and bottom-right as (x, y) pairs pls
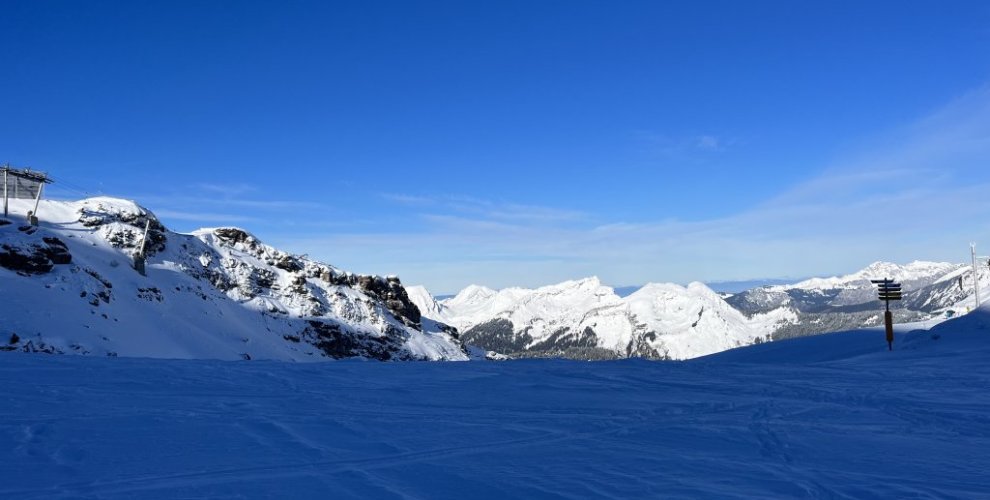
(2, 164), (53, 223)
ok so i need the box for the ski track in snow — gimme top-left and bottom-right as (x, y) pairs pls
(3, 316), (990, 500)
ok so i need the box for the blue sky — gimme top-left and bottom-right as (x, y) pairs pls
(3, 1), (990, 293)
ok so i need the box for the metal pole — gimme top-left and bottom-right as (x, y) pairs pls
(973, 243), (980, 310)
(32, 182), (43, 213)
(884, 277), (893, 351)
(2, 168), (7, 218)
(29, 183), (43, 225)
(133, 219), (151, 276)
(138, 219), (151, 258)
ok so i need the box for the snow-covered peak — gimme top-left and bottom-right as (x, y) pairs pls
(775, 260), (962, 291)
(449, 284), (497, 304)
(422, 276), (771, 360)
(76, 197), (149, 217)
(406, 285), (448, 321)
(542, 276), (604, 292)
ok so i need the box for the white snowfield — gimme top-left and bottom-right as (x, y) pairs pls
(0, 197), (466, 361)
(2, 306), (988, 498)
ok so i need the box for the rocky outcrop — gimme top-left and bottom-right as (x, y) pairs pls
(0, 224), (72, 275)
(0, 197), (467, 362)
(77, 198), (166, 255)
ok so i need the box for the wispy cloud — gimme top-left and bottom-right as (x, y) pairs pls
(695, 135), (722, 151)
(381, 193), (588, 223)
(119, 183), (336, 235)
(636, 132), (738, 159)
(381, 193), (436, 206)
(152, 209), (261, 223)
(191, 183), (258, 197)
(289, 86), (990, 293)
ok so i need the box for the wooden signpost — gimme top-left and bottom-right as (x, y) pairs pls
(870, 278), (902, 351)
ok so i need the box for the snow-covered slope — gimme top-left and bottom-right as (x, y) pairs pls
(3, 303), (988, 498)
(409, 277), (797, 360)
(0, 197), (467, 361)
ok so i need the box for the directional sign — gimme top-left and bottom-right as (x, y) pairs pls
(870, 279), (903, 304)
(872, 277), (903, 351)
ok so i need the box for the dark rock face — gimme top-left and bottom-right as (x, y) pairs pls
(274, 255), (303, 272)
(0, 244), (55, 274)
(0, 335), (61, 354)
(462, 319), (531, 354)
(203, 228), (433, 332)
(78, 204), (167, 255)
(0, 233), (72, 275)
(624, 334), (668, 360)
(461, 320), (670, 360)
(302, 320), (409, 360)
(41, 237), (71, 264)
(213, 228), (255, 247)
(529, 326), (599, 352)
(355, 275), (422, 327)
(432, 321), (460, 340)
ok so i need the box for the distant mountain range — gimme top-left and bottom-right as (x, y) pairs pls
(4, 196), (988, 364)
(409, 261), (990, 360)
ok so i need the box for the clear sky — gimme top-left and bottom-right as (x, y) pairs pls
(3, 1), (990, 293)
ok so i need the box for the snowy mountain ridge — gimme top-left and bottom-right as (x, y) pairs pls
(769, 260), (962, 291)
(408, 277), (795, 360)
(410, 260), (985, 360)
(0, 197), (467, 361)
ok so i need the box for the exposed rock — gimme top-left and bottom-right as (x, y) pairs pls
(275, 255), (303, 272)
(355, 275), (422, 327)
(77, 200), (166, 255)
(213, 228), (255, 247)
(41, 237), (71, 264)
(462, 319), (532, 354)
(302, 320), (408, 360)
(0, 235), (72, 275)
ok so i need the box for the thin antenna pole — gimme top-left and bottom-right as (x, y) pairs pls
(973, 243), (980, 310)
(3, 167), (7, 218)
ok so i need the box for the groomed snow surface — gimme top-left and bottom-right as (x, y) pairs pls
(4, 308), (990, 499)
